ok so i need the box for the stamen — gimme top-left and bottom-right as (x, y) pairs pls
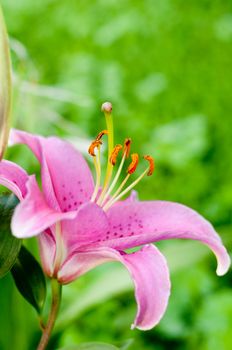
(104, 172), (130, 207)
(103, 156), (154, 211)
(96, 129), (108, 141)
(110, 144), (123, 166)
(103, 169), (147, 211)
(123, 138), (131, 158)
(100, 139), (129, 205)
(91, 146), (101, 202)
(88, 140), (102, 157)
(89, 131), (108, 202)
(102, 153), (138, 208)
(144, 155), (155, 176)
(127, 153), (139, 174)
(88, 140), (102, 202)
(89, 103), (155, 210)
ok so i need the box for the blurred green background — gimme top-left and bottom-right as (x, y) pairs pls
(0, 0), (232, 349)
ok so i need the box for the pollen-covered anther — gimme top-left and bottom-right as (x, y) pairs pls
(110, 144), (123, 166)
(88, 140), (102, 157)
(123, 138), (131, 158)
(143, 155), (155, 176)
(127, 153), (139, 174)
(96, 130), (108, 141)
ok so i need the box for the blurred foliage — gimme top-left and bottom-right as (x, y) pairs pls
(11, 245), (47, 314)
(0, 195), (21, 278)
(0, 0), (232, 349)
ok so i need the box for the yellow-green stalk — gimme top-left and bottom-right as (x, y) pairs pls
(0, 5), (12, 160)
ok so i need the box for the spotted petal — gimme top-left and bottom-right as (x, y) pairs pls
(99, 201), (230, 276)
(10, 129), (94, 211)
(61, 202), (109, 250)
(58, 244), (171, 330)
(12, 175), (77, 238)
(0, 160), (28, 200)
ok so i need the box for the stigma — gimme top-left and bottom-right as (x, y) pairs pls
(88, 102), (155, 211)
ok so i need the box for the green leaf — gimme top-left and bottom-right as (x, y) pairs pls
(11, 245), (46, 313)
(0, 5), (12, 159)
(117, 339), (134, 350)
(0, 194), (21, 278)
(59, 342), (120, 350)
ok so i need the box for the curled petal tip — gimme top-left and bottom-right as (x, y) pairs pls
(216, 253), (231, 276)
(130, 322), (154, 331)
(101, 101), (112, 114)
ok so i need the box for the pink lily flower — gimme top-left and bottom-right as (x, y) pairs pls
(0, 102), (230, 330)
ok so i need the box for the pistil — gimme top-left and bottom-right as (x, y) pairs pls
(97, 102), (114, 204)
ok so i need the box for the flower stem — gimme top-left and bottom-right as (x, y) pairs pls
(0, 5), (12, 160)
(37, 279), (62, 350)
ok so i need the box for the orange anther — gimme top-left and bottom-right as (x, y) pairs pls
(110, 144), (123, 165)
(123, 138), (131, 158)
(127, 153), (139, 174)
(96, 130), (108, 141)
(88, 140), (102, 157)
(143, 155), (155, 176)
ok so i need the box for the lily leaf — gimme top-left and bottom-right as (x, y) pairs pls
(58, 342), (120, 350)
(0, 5), (12, 159)
(0, 194), (21, 278)
(11, 245), (46, 314)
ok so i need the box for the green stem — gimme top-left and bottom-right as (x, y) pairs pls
(37, 279), (62, 350)
(0, 5), (12, 160)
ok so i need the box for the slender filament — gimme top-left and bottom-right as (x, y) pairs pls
(100, 152), (127, 206)
(103, 167), (149, 211)
(91, 147), (101, 202)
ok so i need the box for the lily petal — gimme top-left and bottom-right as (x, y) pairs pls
(62, 202), (109, 249)
(12, 175), (77, 238)
(10, 129), (94, 211)
(101, 201), (230, 276)
(58, 244), (171, 330)
(38, 230), (56, 277)
(124, 190), (139, 203)
(0, 160), (28, 200)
